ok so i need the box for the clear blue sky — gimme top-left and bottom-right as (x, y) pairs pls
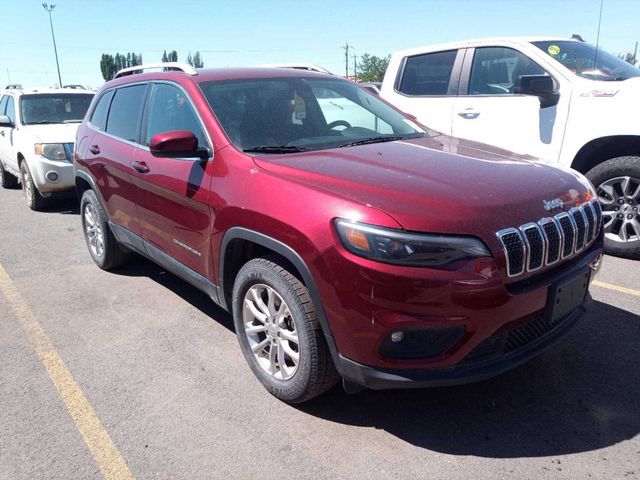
(1, 0), (638, 88)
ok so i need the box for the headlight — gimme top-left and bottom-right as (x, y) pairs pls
(34, 143), (69, 161)
(335, 219), (491, 268)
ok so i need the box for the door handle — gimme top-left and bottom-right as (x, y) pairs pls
(89, 144), (100, 155)
(0, 131), (5, 136)
(131, 160), (150, 174)
(457, 108), (480, 119)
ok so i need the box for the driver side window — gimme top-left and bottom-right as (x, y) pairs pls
(313, 87), (393, 134)
(468, 47), (546, 95)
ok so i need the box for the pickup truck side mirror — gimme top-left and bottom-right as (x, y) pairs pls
(514, 74), (560, 109)
(0, 115), (13, 127)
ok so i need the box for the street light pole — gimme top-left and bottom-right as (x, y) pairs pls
(42, 3), (63, 88)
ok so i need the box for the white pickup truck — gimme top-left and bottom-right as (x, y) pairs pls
(381, 36), (640, 259)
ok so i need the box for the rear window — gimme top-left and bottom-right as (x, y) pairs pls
(89, 90), (114, 131)
(105, 85), (148, 142)
(20, 93), (93, 125)
(398, 50), (457, 96)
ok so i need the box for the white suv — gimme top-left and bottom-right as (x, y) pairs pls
(0, 87), (94, 210)
(381, 37), (640, 259)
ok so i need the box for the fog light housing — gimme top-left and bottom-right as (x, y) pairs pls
(380, 326), (465, 360)
(45, 171), (59, 182)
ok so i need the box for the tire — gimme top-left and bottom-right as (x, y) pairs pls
(586, 156), (640, 260)
(20, 161), (48, 210)
(232, 257), (339, 403)
(80, 189), (131, 270)
(0, 160), (18, 189)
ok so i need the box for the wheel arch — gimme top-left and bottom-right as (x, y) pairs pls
(571, 135), (640, 174)
(218, 227), (341, 365)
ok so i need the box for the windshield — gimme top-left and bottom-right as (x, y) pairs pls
(20, 93), (94, 125)
(533, 40), (640, 81)
(199, 76), (426, 153)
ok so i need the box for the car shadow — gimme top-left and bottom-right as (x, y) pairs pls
(41, 195), (80, 215)
(102, 256), (640, 458)
(298, 299), (640, 458)
(111, 256), (234, 332)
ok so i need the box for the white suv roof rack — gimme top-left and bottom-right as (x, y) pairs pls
(114, 62), (198, 79)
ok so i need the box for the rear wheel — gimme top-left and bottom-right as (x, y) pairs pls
(80, 189), (131, 270)
(0, 161), (18, 188)
(586, 156), (640, 260)
(232, 257), (339, 403)
(20, 162), (47, 210)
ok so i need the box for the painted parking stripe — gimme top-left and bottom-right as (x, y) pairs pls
(0, 264), (135, 480)
(592, 280), (640, 298)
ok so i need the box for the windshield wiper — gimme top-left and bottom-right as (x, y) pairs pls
(25, 121), (56, 125)
(243, 145), (309, 154)
(337, 135), (412, 148)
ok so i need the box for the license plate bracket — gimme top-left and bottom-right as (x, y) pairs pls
(546, 268), (591, 324)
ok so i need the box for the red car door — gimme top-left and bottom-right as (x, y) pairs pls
(131, 81), (214, 279)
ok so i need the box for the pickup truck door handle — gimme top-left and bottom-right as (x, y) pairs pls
(89, 145), (100, 155)
(131, 160), (150, 174)
(457, 108), (481, 119)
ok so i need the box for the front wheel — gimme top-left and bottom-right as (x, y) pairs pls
(586, 156), (640, 260)
(20, 161), (47, 210)
(232, 257), (339, 403)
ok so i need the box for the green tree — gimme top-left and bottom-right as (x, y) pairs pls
(357, 54), (390, 82)
(162, 50), (178, 62)
(186, 51), (204, 68)
(99, 52), (143, 81)
(100, 54), (116, 81)
(617, 52), (638, 66)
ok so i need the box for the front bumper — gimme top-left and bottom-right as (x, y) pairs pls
(336, 301), (586, 389)
(26, 155), (75, 193)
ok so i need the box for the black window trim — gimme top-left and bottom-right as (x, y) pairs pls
(458, 45), (559, 97)
(393, 49), (465, 98)
(139, 80), (213, 159)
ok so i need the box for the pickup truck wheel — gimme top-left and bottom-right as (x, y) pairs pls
(586, 156), (640, 260)
(232, 258), (339, 403)
(80, 189), (131, 270)
(20, 162), (47, 210)
(0, 161), (19, 189)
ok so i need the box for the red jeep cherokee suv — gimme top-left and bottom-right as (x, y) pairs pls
(74, 63), (603, 403)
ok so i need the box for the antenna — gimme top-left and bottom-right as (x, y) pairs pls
(594, 0), (604, 69)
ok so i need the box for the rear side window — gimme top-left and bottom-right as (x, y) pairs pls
(89, 90), (114, 131)
(105, 84), (148, 142)
(468, 47), (546, 95)
(398, 50), (457, 96)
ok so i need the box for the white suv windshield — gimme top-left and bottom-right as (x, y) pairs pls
(199, 76), (425, 153)
(20, 93), (94, 125)
(533, 40), (640, 81)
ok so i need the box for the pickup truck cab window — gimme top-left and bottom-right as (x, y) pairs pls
(398, 50), (458, 96)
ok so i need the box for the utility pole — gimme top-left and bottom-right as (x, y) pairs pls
(352, 53), (357, 80)
(42, 3), (63, 88)
(343, 43), (352, 78)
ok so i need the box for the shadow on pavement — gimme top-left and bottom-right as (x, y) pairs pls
(298, 299), (640, 458)
(112, 256), (234, 332)
(106, 255), (640, 458)
(41, 195), (79, 215)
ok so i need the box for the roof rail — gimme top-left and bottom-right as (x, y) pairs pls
(114, 62), (198, 79)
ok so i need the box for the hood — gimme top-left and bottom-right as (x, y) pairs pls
(252, 135), (593, 238)
(19, 123), (80, 143)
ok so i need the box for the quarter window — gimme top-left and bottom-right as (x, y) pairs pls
(398, 50), (457, 96)
(468, 47), (546, 95)
(89, 90), (114, 131)
(105, 84), (148, 142)
(145, 83), (207, 147)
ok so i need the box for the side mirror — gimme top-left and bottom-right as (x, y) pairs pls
(0, 115), (13, 127)
(514, 74), (559, 108)
(149, 130), (205, 159)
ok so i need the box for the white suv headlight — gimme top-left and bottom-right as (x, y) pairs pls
(34, 143), (69, 161)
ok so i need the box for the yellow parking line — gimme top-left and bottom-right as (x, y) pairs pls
(0, 264), (135, 480)
(592, 280), (640, 298)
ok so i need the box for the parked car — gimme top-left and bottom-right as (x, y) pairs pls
(75, 63), (603, 403)
(0, 86), (94, 209)
(381, 36), (640, 259)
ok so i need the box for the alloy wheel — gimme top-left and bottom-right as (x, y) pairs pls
(597, 176), (640, 244)
(242, 283), (300, 381)
(84, 203), (105, 259)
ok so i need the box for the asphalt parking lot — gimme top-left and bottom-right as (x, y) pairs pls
(0, 186), (638, 480)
